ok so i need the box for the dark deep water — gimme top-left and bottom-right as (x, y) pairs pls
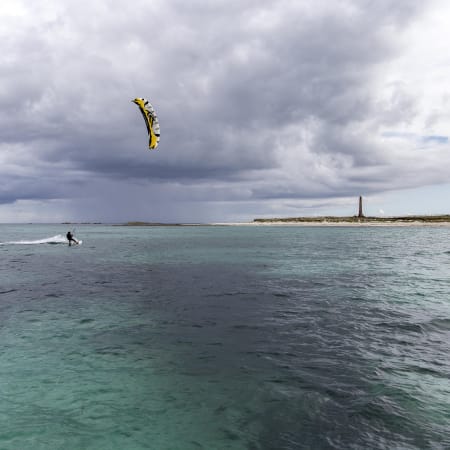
(0, 224), (449, 449)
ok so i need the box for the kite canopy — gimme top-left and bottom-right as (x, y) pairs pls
(132, 98), (160, 149)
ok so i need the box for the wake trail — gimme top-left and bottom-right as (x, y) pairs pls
(0, 234), (68, 245)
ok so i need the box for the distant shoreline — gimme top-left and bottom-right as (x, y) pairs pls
(117, 216), (450, 227)
(214, 221), (450, 227)
(53, 216), (450, 227)
(248, 215), (450, 226)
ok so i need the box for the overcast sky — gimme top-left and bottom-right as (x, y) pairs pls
(1, 0), (450, 223)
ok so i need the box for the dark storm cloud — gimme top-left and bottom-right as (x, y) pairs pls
(0, 0), (448, 221)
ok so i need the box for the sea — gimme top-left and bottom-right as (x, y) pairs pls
(0, 224), (449, 450)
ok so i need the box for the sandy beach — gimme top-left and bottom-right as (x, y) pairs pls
(211, 221), (450, 227)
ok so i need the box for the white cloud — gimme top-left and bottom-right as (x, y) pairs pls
(1, 0), (449, 222)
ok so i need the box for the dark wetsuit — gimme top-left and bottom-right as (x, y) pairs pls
(66, 231), (77, 246)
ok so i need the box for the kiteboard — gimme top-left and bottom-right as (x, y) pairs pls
(69, 240), (82, 246)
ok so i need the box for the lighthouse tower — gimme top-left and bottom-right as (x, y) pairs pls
(358, 196), (364, 218)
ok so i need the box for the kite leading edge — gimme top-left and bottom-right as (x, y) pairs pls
(132, 98), (160, 150)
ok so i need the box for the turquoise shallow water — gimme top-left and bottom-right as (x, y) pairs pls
(0, 224), (449, 449)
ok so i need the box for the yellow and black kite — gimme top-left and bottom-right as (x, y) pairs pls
(132, 98), (160, 149)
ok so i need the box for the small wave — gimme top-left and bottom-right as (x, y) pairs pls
(0, 234), (67, 245)
(375, 321), (426, 334)
(424, 318), (450, 332)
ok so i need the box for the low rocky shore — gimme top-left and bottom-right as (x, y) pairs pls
(115, 216), (450, 227)
(249, 215), (450, 226)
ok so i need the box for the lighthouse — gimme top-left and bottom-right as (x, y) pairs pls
(358, 196), (364, 218)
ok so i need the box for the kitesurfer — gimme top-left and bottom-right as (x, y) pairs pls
(66, 231), (78, 246)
